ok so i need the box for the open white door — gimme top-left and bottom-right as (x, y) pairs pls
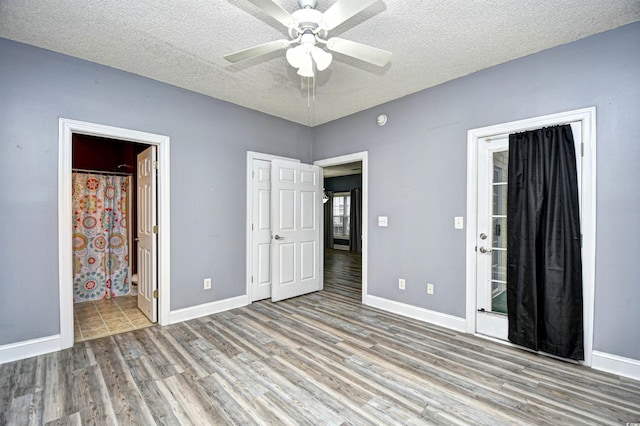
(137, 146), (157, 322)
(271, 159), (322, 302)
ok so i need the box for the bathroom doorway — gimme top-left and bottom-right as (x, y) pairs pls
(71, 134), (153, 341)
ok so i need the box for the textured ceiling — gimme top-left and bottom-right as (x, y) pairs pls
(1, 1), (639, 126)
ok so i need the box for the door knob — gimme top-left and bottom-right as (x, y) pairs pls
(274, 235), (284, 240)
(479, 246), (492, 253)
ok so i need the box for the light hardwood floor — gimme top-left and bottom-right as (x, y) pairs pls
(1, 250), (639, 425)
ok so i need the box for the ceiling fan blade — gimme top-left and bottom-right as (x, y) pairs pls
(246, 0), (295, 27)
(321, 0), (379, 30)
(224, 39), (290, 63)
(326, 37), (391, 67)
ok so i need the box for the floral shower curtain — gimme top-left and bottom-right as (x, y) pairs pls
(72, 172), (130, 302)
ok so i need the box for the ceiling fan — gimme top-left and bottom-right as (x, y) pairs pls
(224, 0), (392, 78)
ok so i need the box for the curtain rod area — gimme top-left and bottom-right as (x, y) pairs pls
(72, 168), (133, 177)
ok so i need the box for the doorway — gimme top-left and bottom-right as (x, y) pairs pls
(465, 108), (596, 365)
(315, 152), (369, 304)
(58, 119), (171, 350)
(71, 134), (153, 341)
(321, 161), (363, 300)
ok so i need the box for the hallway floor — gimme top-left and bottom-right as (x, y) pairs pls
(74, 295), (153, 342)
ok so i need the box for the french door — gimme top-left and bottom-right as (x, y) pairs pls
(475, 122), (583, 341)
(475, 136), (509, 340)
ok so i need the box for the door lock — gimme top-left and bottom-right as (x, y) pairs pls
(479, 233), (487, 240)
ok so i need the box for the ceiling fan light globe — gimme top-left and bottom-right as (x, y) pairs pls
(286, 45), (306, 68)
(311, 47), (332, 71)
(297, 57), (314, 77)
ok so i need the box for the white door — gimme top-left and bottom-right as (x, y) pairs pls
(271, 159), (322, 302)
(476, 136), (509, 340)
(137, 146), (157, 322)
(251, 159), (273, 301)
(475, 122), (583, 340)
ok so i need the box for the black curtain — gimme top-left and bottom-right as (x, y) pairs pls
(323, 190), (334, 249)
(349, 188), (362, 252)
(507, 125), (584, 360)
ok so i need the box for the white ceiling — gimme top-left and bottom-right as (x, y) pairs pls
(1, 1), (639, 126)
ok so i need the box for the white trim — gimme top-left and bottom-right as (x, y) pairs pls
(366, 295), (467, 333)
(592, 351), (640, 381)
(0, 335), (62, 364)
(59, 119), (171, 352)
(314, 152), (369, 304)
(169, 295), (249, 324)
(465, 107), (596, 366)
(246, 152), (300, 302)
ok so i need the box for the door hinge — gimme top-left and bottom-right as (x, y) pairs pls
(581, 143), (584, 157)
(153, 289), (158, 299)
(153, 161), (159, 170)
(251, 276), (254, 284)
(252, 171), (255, 179)
(251, 223), (254, 231)
(153, 225), (158, 234)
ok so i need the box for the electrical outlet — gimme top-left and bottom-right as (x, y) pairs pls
(204, 278), (212, 290)
(398, 278), (406, 290)
(427, 283), (434, 295)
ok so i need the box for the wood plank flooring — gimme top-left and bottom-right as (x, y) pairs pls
(2, 250), (640, 425)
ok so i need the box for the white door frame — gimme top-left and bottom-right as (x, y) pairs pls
(314, 151), (369, 304)
(465, 107), (596, 366)
(245, 151), (299, 302)
(58, 118), (171, 349)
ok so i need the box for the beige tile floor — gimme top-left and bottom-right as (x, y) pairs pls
(74, 295), (153, 342)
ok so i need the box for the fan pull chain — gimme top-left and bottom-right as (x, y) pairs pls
(306, 75), (316, 127)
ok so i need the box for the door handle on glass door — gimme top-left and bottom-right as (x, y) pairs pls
(479, 246), (492, 253)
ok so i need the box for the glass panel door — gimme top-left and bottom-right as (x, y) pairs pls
(476, 136), (509, 340)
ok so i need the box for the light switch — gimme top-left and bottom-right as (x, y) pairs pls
(378, 216), (388, 227)
(454, 216), (464, 229)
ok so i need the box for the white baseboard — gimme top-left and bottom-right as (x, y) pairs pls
(332, 245), (350, 251)
(592, 351), (640, 381)
(365, 295), (466, 333)
(0, 334), (62, 365)
(168, 295), (249, 324)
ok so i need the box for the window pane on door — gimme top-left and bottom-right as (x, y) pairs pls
(493, 184), (508, 215)
(492, 217), (507, 248)
(490, 149), (508, 315)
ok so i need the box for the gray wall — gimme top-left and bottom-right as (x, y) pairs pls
(313, 23), (640, 360)
(325, 174), (362, 192)
(2, 23), (639, 361)
(0, 38), (312, 345)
